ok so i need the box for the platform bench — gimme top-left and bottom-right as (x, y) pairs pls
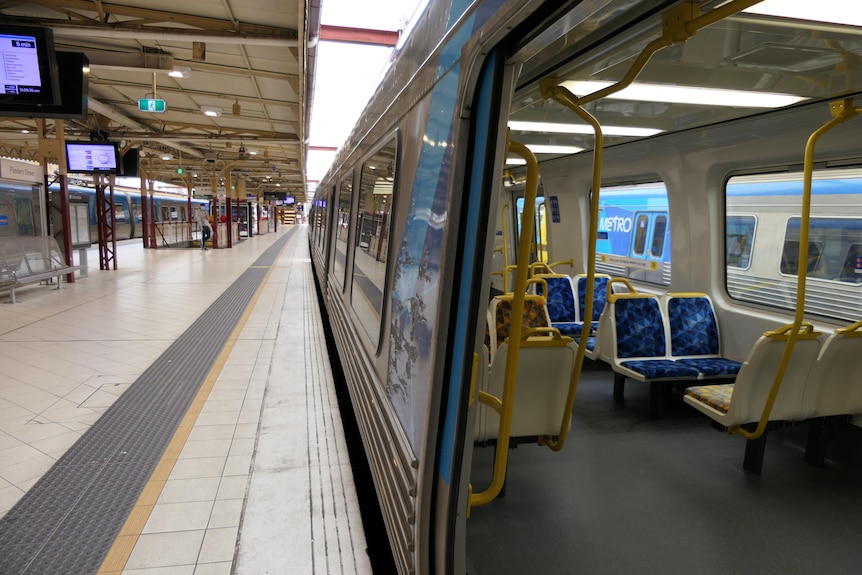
(0, 236), (80, 303)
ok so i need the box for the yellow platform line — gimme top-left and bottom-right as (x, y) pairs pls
(98, 246), (286, 574)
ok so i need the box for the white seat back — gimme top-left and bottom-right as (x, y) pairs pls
(804, 321), (862, 418)
(475, 337), (576, 441)
(723, 327), (822, 427)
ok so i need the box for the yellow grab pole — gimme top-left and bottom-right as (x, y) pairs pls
(469, 136), (539, 509)
(537, 80), (603, 450)
(733, 99), (860, 440)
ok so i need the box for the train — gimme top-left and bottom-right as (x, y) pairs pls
(308, 1), (862, 574)
(0, 177), (208, 242)
(63, 183), (208, 242)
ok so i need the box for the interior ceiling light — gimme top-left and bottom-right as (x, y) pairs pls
(168, 67), (191, 79)
(201, 105), (222, 117)
(525, 144), (584, 155)
(509, 121), (662, 137)
(560, 80), (807, 108)
(743, 0), (862, 27)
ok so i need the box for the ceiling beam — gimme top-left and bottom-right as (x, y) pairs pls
(319, 24), (400, 47)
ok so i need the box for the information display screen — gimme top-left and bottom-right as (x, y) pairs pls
(65, 142), (120, 174)
(0, 25), (60, 107)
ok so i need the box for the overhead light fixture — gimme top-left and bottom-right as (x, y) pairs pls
(743, 0), (862, 27)
(525, 144), (584, 155)
(508, 120), (662, 137)
(560, 80), (807, 108)
(169, 67), (191, 79)
(160, 153), (172, 160)
(201, 106), (222, 117)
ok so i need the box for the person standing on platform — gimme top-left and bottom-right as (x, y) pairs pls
(195, 205), (212, 250)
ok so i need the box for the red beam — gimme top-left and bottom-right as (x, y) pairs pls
(319, 24), (400, 47)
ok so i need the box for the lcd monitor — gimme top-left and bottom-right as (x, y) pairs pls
(0, 25), (60, 110)
(65, 142), (120, 174)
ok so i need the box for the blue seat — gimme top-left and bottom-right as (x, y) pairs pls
(662, 293), (742, 379)
(535, 274), (586, 337)
(604, 293), (700, 417)
(573, 274), (611, 359)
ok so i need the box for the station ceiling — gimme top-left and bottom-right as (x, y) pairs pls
(0, 0), (317, 202)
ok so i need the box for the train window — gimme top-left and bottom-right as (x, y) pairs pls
(726, 170), (862, 321)
(632, 214), (649, 256)
(351, 137), (397, 343)
(332, 178), (352, 289)
(726, 216), (755, 269)
(595, 183), (670, 286)
(779, 239), (823, 276)
(839, 244), (862, 284)
(651, 215), (668, 258)
(114, 204), (127, 224)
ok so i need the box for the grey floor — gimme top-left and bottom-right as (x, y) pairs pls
(467, 360), (862, 575)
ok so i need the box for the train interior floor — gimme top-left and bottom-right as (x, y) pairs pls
(0, 229), (371, 575)
(467, 359), (862, 575)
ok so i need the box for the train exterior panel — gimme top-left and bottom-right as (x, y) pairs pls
(308, 1), (862, 573)
(60, 183), (207, 243)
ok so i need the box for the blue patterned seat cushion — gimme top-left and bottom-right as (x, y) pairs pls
(576, 336), (596, 351)
(553, 321), (584, 337)
(541, 276), (577, 323)
(686, 384), (734, 413)
(577, 276), (610, 322)
(614, 297), (666, 358)
(667, 297), (720, 356)
(621, 359), (701, 380)
(678, 357), (742, 377)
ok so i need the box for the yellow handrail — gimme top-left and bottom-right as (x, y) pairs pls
(501, 203), (510, 291)
(574, 1), (765, 107)
(469, 136), (540, 509)
(537, 80), (603, 451)
(731, 99), (861, 440)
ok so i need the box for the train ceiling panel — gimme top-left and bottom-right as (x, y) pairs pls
(508, 0), (862, 166)
(0, 0), (310, 202)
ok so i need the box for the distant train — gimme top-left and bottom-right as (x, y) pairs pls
(60, 183), (208, 242)
(0, 177), (207, 242)
(584, 173), (862, 321)
(307, 1), (862, 574)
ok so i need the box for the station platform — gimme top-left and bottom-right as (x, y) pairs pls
(0, 227), (372, 574)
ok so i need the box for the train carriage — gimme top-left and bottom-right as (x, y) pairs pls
(308, 1), (862, 573)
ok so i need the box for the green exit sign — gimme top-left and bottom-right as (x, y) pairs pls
(138, 98), (167, 113)
(175, 168), (185, 174)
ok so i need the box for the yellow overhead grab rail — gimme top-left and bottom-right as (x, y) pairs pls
(730, 98), (861, 440)
(573, 1), (766, 107)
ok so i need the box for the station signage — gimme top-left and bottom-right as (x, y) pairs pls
(138, 98), (167, 113)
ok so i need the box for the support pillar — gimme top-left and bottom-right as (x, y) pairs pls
(95, 176), (117, 270)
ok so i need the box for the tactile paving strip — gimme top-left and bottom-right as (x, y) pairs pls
(0, 229), (295, 575)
